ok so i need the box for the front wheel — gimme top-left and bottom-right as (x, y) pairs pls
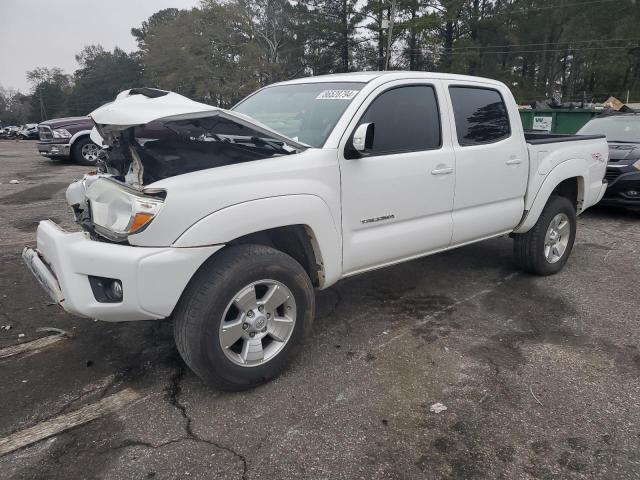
(173, 244), (315, 391)
(72, 137), (101, 166)
(513, 195), (577, 275)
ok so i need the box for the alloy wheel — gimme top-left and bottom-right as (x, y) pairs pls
(81, 143), (101, 163)
(544, 213), (571, 263)
(219, 279), (296, 367)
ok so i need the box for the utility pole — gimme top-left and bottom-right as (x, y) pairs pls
(384, 0), (396, 71)
(377, 0), (384, 70)
(341, 0), (349, 72)
(39, 89), (47, 122)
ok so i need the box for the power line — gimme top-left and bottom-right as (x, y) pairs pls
(502, 0), (628, 12)
(449, 45), (640, 55)
(448, 37), (640, 51)
(391, 44), (640, 56)
(246, 34), (640, 60)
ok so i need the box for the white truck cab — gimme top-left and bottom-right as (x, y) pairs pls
(23, 73), (608, 390)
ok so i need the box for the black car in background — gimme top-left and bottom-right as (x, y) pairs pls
(578, 113), (640, 209)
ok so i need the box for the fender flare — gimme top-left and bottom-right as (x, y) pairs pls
(173, 194), (342, 287)
(69, 130), (92, 147)
(514, 159), (586, 233)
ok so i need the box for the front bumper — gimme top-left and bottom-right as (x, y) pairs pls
(37, 142), (70, 158)
(23, 220), (222, 322)
(601, 170), (640, 206)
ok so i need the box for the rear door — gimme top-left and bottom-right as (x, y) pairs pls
(339, 80), (456, 274)
(444, 83), (528, 244)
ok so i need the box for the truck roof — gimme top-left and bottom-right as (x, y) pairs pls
(273, 71), (506, 88)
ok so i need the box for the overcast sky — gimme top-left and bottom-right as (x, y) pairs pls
(0, 0), (201, 93)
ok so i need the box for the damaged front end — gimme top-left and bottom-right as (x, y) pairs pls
(66, 175), (165, 242)
(67, 88), (307, 244)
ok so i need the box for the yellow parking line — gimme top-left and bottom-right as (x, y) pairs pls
(0, 335), (65, 360)
(0, 388), (142, 457)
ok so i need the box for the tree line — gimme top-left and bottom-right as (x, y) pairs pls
(2, 0), (639, 124)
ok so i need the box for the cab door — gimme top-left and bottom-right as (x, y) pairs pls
(338, 80), (456, 274)
(444, 83), (529, 244)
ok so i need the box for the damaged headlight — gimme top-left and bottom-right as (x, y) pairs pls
(85, 178), (164, 241)
(52, 128), (72, 139)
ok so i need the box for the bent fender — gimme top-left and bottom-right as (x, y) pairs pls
(514, 159), (588, 233)
(173, 195), (342, 288)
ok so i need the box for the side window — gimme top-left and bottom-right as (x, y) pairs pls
(357, 85), (441, 155)
(449, 86), (510, 146)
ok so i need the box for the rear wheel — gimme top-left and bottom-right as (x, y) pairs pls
(72, 137), (101, 166)
(173, 244), (315, 391)
(513, 195), (577, 275)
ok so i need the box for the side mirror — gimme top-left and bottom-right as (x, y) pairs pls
(352, 122), (374, 153)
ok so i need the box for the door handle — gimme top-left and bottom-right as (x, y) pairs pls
(505, 158), (522, 166)
(431, 167), (454, 175)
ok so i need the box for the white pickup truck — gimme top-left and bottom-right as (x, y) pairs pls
(23, 73), (608, 390)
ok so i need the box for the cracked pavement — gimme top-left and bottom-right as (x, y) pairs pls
(1, 140), (639, 479)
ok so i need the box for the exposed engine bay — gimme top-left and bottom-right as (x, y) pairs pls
(97, 116), (297, 187)
(66, 88), (307, 243)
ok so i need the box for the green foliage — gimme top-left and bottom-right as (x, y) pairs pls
(0, 87), (31, 125)
(131, 8), (182, 49)
(67, 46), (142, 116)
(417, 0), (640, 103)
(17, 51), (141, 121)
(13, 0), (640, 122)
(140, 3), (260, 106)
(26, 67), (71, 121)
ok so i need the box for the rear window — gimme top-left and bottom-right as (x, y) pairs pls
(449, 87), (510, 146)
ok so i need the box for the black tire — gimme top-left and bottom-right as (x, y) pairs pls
(513, 195), (577, 275)
(72, 136), (101, 166)
(173, 244), (315, 391)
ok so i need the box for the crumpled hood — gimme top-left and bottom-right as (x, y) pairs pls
(89, 88), (308, 150)
(608, 142), (640, 165)
(90, 89), (215, 127)
(86, 88), (309, 189)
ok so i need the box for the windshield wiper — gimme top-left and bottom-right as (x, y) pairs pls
(608, 140), (639, 144)
(248, 136), (294, 154)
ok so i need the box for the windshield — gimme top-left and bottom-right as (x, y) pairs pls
(233, 82), (365, 147)
(577, 115), (640, 142)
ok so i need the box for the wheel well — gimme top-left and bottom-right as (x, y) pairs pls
(227, 225), (322, 287)
(71, 133), (89, 145)
(552, 177), (583, 211)
(70, 134), (91, 154)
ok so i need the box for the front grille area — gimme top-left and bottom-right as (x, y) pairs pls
(605, 169), (622, 183)
(38, 125), (52, 141)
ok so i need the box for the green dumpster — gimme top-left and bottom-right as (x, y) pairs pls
(519, 109), (600, 134)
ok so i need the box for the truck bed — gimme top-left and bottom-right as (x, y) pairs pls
(524, 133), (608, 216)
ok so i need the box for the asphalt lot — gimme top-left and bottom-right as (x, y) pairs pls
(0, 139), (639, 479)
